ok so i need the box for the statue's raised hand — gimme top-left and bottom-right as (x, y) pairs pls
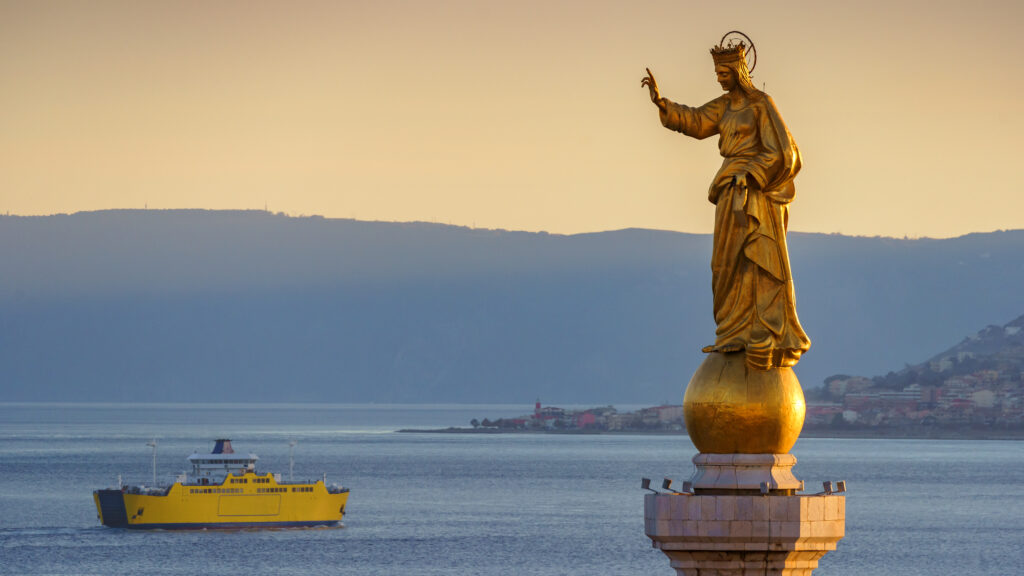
(641, 68), (664, 109)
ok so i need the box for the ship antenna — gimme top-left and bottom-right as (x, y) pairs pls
(146, 439), (158, 486)
(288, 440), (298, 481)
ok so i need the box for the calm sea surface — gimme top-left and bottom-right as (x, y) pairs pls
(1, 403), (1021, 575)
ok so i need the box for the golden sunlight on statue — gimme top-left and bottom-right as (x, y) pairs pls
(642, 34), (810, 372)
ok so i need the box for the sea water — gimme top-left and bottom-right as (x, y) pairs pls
(0, 403), (1021, 575)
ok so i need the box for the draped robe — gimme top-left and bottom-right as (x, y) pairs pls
(660, 92), (811, 369)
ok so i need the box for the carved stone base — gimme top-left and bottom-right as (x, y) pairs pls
(690, 453), (802, 494)
(645, 492), (844, 576)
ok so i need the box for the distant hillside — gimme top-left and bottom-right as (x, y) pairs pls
(2, 210), (1023, 404)
(865, 314), (1024, 390)
(806, 313), (1024, 434)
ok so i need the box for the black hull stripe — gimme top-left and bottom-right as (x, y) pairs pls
(118, 520), (340, 530)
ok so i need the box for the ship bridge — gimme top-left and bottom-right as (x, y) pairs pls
(186, 439), (257, 480)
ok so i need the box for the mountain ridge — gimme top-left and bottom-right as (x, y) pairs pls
(2, 210), (1022, 403)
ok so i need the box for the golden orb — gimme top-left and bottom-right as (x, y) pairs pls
(683, 352), (806, 454)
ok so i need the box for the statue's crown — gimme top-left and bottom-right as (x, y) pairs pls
(710, 41), (746, 66)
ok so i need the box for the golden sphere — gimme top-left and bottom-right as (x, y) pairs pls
(683, 352), (806, 454)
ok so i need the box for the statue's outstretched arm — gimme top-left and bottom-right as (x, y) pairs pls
(662, 97), (725, 141)
(642, 68), (725, 140)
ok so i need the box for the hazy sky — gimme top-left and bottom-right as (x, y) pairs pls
(2, 0), (1021, 237)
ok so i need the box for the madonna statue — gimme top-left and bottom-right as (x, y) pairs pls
(642, 37), (810, 371)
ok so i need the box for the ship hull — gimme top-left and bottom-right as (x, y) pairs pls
(94, 475), (348, 530)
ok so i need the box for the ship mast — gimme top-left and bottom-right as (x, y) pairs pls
(146, 439), (157, 485)
(288, 440), (297, 481)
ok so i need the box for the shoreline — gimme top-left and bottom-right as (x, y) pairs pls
(397, 427), (1024, 440)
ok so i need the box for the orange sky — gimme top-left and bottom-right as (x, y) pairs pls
(2, 0), (1022, 237)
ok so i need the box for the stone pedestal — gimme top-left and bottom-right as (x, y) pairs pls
(644, 492), (845, 576)
(690, 453), (802, 494)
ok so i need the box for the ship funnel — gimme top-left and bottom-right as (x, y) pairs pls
(212, 439), (234, 454)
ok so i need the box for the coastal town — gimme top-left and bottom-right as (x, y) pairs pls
(466, 400), (685, 433)
(454, 381), (1022, 437)
(802, 370), (1022, 432)
(804, 316), (1024, 434)
(449, 317), (1024, 437)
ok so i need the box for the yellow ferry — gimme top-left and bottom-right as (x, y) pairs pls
(93, 439), (349, 529)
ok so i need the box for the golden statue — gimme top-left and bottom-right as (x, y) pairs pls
(643, 34), (807, 454)
(642, 35), (810, 372)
